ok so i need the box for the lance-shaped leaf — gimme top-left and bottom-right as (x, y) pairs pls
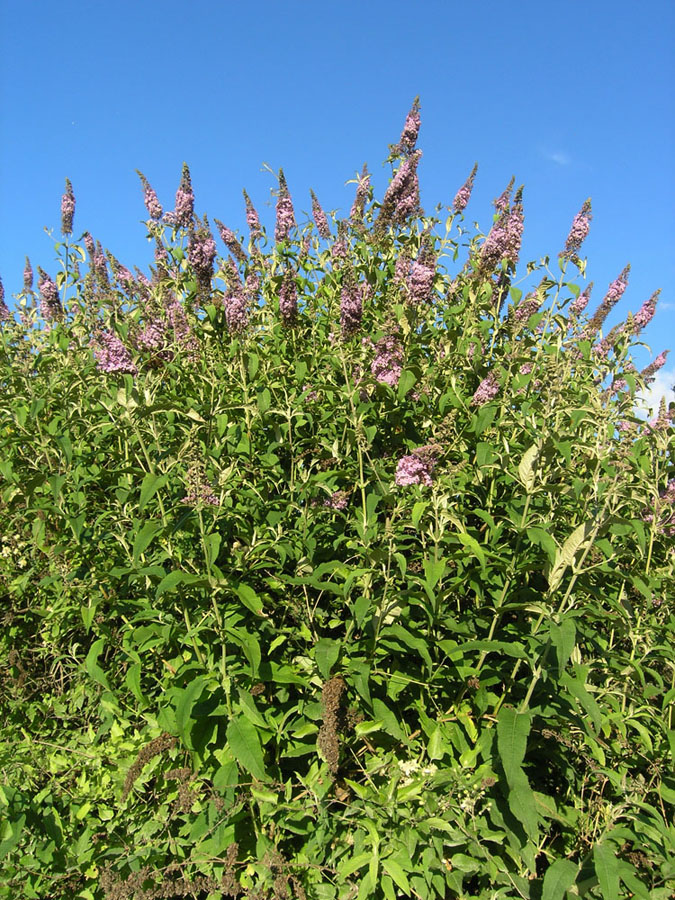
(547, 519), (595, 592)
(497, 707), (539, 840)
(518, 441), (541, 492)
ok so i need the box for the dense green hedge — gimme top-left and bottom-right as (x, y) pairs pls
(1, 101), (674, 900)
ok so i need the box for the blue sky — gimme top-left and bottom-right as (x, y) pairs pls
(1, 0), (673, 407)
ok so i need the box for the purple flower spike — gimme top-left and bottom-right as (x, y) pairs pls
(632, 289), (660, 333)
(493, 177), (515, 214)
(23, 257), (33, 291)
(350, 163), (370, 222)
(340, 268), (362, 337)
(371, 334), (404, 387)
(94, 329), (138, 374)
(279, 269), (298, 325)
(275, 169), (296, 243)
(471, 372), (500, 406)
(224, 291), (249, 333)
(481, 198), (524, 271)
(396, 96), (421, 156)
(214, 218), (247, 264)
(569, 282), (593, 316)
(188, 216), (217, 291)
(137, 170), (163, 220)
(377, 150), (423, 230)
(640, 350), (669, 385)
(585, 264), (630, 336)
(243, 189), (261, 240)
(562, 198), (592, 257)
(174, 162), (194, 228)
(61, 178), (76, 236)
(395, 446), (437, 487)
(453, 163), (478, 213)
(37, 268), (63, 322)
(0, 276), (10, 320)
(310, 189), (331, 239)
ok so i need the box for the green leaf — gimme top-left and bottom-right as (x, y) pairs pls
(139, 473), (168, 512)
(372, 698), (406, 742)
(412, 501), (428, 529)
(314, 638), (340, 679)
(560, 673), (601, 733)
(175, 676), (206, 747)
(497, 707), (539, 840)
(382, 856), (411, 895)
(132, 520), (162, 566)
(548, 519), (595, 592)
(423, 557), (446, 591)
(236, 583), (264, 615)
(156, 570), (186, 598)
(518, 441), (540, 492)
(85, 638), (111, 691)
(397, 369), (416, 399)
(542, 858), (578, 900)
(594, 841), (619, 899)
(226, 716), (267, 781)
(527, 526), (558, 565)
(204, 532), (222, 569)
(550, 619), (576, 672)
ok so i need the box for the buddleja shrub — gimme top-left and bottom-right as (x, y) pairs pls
(1, 100), (674, 900)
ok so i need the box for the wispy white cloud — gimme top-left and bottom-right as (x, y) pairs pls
(541, 148), (571, 166)
(635, 367), (675, 417)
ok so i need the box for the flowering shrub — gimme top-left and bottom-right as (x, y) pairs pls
(0, 101), (674, 900)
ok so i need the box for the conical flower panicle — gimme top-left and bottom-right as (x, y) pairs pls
(0, 277), (9, 320)
(562, 198), (592, 258)
(453, 163), (478, 213)
(377, 150), (422, 231)
(275, 169), (296, 243)
(340, 266), (362, 337)
(188, 216), (217, 292)
(584, 264), (630, 336)
(61, 178), (76, 236)
(174, 163), (194, 228)
(279, 268), (298, 325)
(471, 372), (500, 406)
(370, 334), (404, 387)
(310, 189), (331, 239)
(393, 96), (421, 158)
(37, 268), (63, 322)
(570, 282), (593, 316)
(350, 164), (371, 223)
(640, 350), (669, 385)
(480, 192), (524, 273)
(632, 290), (660, 333)
(243, 189), (261, 241)
(136, 170), (163, 220)
(493, 176), (515, 214)
(23, 257), (33, 291)
(407, 235), (437, 306)
(214, 219), (247, 265)
(93, 329), (138, 374)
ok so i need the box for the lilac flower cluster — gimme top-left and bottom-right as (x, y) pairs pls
(395, 445), (438, 487)
(61, 178), (76, 236)
(23, 257), (33, 291)
(37, 268), (63, 322)
(137, 170), (163, 220)
(493, 177), (515, 214)
(377, 150), (422, 230)
(640, 350), (669, 385)
(0, 277), (9, 320)
(569, 283), (593, 316)
(214, 218), (247, 265)
(471, 372), (500, 406)
(370, 334), (404, 387)
(350, 164), (370, 222)
(173, 163), (194, 228)
(480, 193), (524, 272)
(407, 241), (436, 306)
(182, 468), (220, 507)
(585, 264), (630, 336)
(323, 490), (349, 510)
(395, 97), (421, 156)
(519, 363), (533, 375)
(512, 293), (542, 324)
(643, 478), (675, 537)
(453, 163), (478, 213)
(310, 189), (331, 239)
(188, 217), (217, 290)
(275, 169), (296, 243)
(243, 189), (261, 240)
(224, 290), (249, 333)
(340, 268), (362, 337)
(331, 222), (348, 260)
(136, 317), (168, 356)
(164, 295), (198, 358)
(631, 290), (660, 332)
(279, 270), (298, 325)
(94, 329), (138, 375)
(562, 199), (592, 257)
